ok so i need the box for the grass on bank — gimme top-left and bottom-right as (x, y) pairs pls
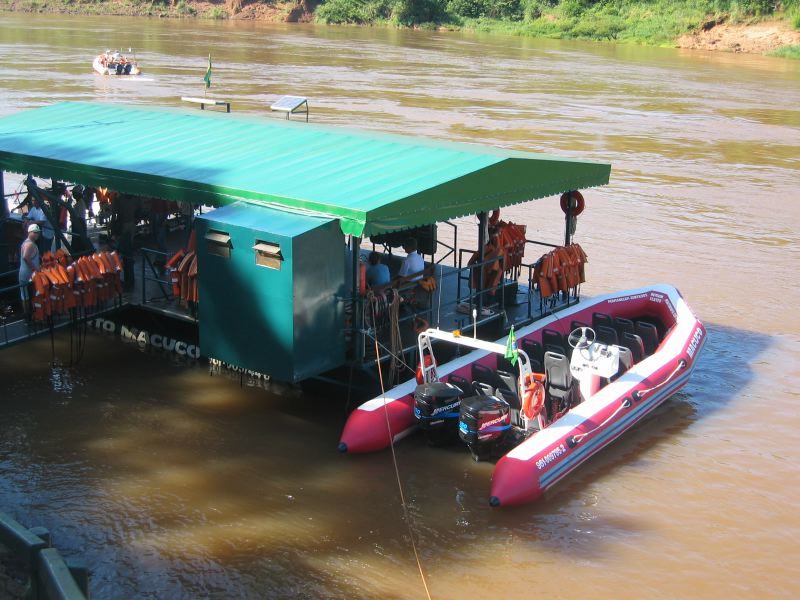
(769, 44), (800, 57)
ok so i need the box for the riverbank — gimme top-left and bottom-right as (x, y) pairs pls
(1, 1), (799, 53)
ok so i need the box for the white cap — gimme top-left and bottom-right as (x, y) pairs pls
(28, 223), (41, 233)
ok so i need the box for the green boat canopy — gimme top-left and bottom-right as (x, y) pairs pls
(0, 102), (610, 237)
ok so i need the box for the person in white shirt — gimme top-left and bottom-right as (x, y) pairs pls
(25, 196), (54, 255)
(397, 237), (424, 282)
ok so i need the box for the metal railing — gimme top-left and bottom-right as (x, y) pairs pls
(139, 247), (173, 305)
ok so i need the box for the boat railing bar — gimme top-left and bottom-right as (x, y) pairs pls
(139, 247), (172, 306)
(434, 220), (458, 269)
(0, 510), (89, 599)
(524, 238), (560, 249)
(0, 280), (30, 346)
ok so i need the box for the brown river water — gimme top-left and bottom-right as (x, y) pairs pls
(1, 13), (799, 599)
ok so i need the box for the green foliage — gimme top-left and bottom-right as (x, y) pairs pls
(175, 0), (196, 15)
(206, 6), (228, 18)
(317, 0), (392, 23)
(448, 0), (521, 19)
(391, 0), (447, 25)
(769, 44), (800, 58)
(790, 8), (800, 29)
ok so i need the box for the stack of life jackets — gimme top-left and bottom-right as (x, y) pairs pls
(493, 220), (527, 274)
(30, 249), (123, 322)
(532, 243), (588, 300)
(165, 230), (198, 305)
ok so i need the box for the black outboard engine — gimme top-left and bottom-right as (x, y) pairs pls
(413, 381), (463, 446)
(458, 394), (511, 461)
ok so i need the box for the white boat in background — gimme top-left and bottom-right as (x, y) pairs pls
(93, 50), (141, 76)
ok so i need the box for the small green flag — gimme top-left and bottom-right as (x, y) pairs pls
(504, 325), (518, 366)
(203, 54), (212, 89)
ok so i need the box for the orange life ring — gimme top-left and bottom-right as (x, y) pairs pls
(415, 354), (433, 385)
(522, 373), (546, 420)
(560, 191), (585, 217)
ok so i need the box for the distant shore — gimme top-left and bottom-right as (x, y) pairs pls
(1, 2), (799, 57)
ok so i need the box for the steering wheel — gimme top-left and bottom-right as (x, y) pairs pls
(568, 326), (596, 350)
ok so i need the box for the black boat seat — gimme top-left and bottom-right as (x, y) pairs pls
(496, 387), (521, 411)
(496, 354), (520, 376)
(544, 351), (573, 405)
(635, 321), (660, 356)
(621, 332), (645, 364)
(473, 381), (494, 396)
(545, 343), (568, 358)
(472, 363), (505, 395)
(448, 373), (475, 397)
(592, 312), (614, 331)
(612, 347), (634, 380)
(543, 329), (567, 356)
(496, 370), (518, 394)
(571, 320), (590, 333)
(596, 325), (619, 346)
(521, 339), (544, 366)
(614, 317), (635, 340)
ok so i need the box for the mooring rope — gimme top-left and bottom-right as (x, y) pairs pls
(372, 304), (432, 600)
(361, 330), (413, 374)
(388, 289), (403, 386)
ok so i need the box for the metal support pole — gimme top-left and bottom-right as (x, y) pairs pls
(477, 211), (487, 316)
(351, 236), (362, 362)
(564, 191), (573, 247)
(0, 169), (7, 219)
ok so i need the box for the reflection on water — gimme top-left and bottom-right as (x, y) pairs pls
(0, 13), (799, 599)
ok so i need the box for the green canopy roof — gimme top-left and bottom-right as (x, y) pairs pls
(0, 102), (610, 237)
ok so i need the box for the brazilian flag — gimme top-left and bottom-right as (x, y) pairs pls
(203, 54), (212, 89)
(504, 325), (518, 366)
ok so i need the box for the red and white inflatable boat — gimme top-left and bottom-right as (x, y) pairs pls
(339, 283), (706, 507)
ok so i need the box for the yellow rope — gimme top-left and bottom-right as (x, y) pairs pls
(373, 307), (432, 600)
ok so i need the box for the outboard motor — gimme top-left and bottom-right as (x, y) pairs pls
(413, 381), (463, 446)
(458, 394), (511, 461)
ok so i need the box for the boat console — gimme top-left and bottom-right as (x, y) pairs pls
(568, 327), (621, 399)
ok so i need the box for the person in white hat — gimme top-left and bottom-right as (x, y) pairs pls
(18, 223), (41, 314)
(26, 196), (54, 255)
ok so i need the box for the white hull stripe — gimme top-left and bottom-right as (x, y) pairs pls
(538, 363), (698, 490)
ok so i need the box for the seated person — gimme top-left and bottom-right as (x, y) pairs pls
(365, 251), (390, 288)
(396, 237), (424, 283)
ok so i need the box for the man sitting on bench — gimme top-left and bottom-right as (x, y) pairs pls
(395, 237), (424, 284)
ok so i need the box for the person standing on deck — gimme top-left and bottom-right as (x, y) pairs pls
(112, 193), (141, 292)
(25, 196), (54, 256)
(18, 224), (41, 316)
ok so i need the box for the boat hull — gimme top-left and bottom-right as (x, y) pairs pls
(339, 284), (706, 505)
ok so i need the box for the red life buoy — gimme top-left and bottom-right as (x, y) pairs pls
(522, 373), (546, 420)
(415, 354), (433, 385)
(560, 191), (585, 217)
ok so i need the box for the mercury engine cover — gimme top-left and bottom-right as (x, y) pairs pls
(458, 394), (511, 461)
(413, 381), (463, 446)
